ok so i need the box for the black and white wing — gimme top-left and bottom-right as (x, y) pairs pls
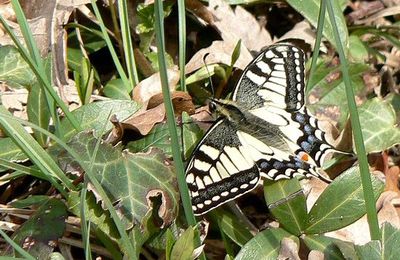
(232, 44), (338, 170)
(185, 119), (260, 215)
(185, 118), (321, 215)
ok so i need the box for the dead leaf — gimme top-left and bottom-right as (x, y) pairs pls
(354, 5), (400, 25)
(278, 21), (327, 53)
(347, 1), (385, 24)
(186, 0), (214, 24)
(385, 166), (400, 193)
(133, 68), (180, 104)
(208, 0), (272, 52)
(121, 103), (166, 136)
(278, 237), (300, 260)
(185, 41), (253, 74)
(148, 91), (196, 115)
(308, 250), (325, 260)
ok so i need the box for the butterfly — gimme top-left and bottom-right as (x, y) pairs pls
(186, 43), (344, 215)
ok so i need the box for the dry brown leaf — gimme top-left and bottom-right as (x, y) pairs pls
(308, 250), (325, 260)
(186, 0), (214, 24)
(147, 91), (195, 116)
(133, 68), (180, 105)
(277, 237), (300, 260)
(385, 166), (400, 193)
(278, 21), (327, 53)
(208, 0), (272, 52)
(121, 103), (166, 136)
(354, 5), (400, 25)
(106, 91), (195, 142)
(185, 41), (253, 74)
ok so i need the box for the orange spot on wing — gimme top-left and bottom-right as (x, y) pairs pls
(300, 152), (310, 162)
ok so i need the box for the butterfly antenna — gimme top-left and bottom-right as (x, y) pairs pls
(203, 53), (215, 99)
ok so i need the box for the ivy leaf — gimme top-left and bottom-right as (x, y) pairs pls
(58, 132), (179, 229)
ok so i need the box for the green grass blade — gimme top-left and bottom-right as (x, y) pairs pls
(118, 0), (139, 87)
(90, 0), (130, 89)
(325, 0), (380, 240)
(177, 0), (186, 92)
(154, 1), (205, 257)
(0, 106), (73, 194)
(154, 0), (196, 227)
(306, 0), (326, 93)
(0, 229), (35, 260)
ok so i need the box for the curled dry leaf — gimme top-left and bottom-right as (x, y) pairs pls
(121, 103), (165, 136)
(146, 189), (172, 228)
(208, 0), (272, 52)
(147, 91), (195, 115)
(109, 91), (195, 138)
(133, 67), (180, 105)
(185, 40), (253, 74)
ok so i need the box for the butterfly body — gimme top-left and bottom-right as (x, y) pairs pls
(186, 43), (343, 215)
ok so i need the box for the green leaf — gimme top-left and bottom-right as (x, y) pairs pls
(303, 235), (346, 259)
(355, 240), (381, 259)
(286, 0), (348, 51)
(165, 228), (176, 260)
(68, 191), (119, 240)
(0, 138), (27, 172)
(59, 132), (179, 228)
(381, 222), (400, 259)
(74, 56), (95, 104)
(60, 100), (140, 141)
(136, 3), (173, 34)
(169, 227), (197, 260)
(305, 166), (384, 234)
(349, 35), (369, 62)
(210, 208), (253, 247)
(27, 82), (50, 146)
(10, 195), (50, 208)
(358, 98), (400, 153)
(235, 228), (298, 260)
(0, 45), (36, 88)
(6, 199), (66, 258)
(103, 78), (131, 99)
(263, 178), (307, 236)
(333, 240), (358, 260)
(67, 28), (107, 73)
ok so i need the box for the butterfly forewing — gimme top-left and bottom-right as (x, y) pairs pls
(233, 44), (305, 112)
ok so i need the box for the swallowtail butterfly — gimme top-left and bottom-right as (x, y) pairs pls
(186, 43), (343, 215)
